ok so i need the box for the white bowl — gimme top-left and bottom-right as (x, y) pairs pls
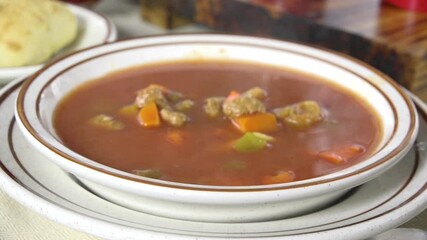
(0, 3), (117, 85)
(15, 34), (419, 223)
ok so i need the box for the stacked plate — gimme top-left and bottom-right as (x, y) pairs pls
(0, 33), (426, 240)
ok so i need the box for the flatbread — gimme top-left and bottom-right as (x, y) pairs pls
(0, 0), (78, 67)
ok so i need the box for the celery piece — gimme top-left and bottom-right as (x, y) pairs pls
(252, 132), (275, 142)
(118, 104), (138, 116)
(233, 132), (273, 153)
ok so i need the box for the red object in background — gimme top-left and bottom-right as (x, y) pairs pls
(384, 0), (427, 12)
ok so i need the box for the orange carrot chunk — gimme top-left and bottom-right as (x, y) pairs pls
(318, 151), (345, 164)
(318, 144), (365, 165)
(225, 90), (240, 102)
(137, 102), (160, 127)
(233, 113), (278, 133)
(262, 170), (296, 185)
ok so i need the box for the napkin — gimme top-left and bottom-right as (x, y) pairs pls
(1, 184), (425, 240)
(0, 188), (99, 240)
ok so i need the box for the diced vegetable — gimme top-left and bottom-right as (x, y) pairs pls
(89, 114), (125, 130)
(135, 85), (169, 109)
(137, 102), (161, 127)
(166, 130), (184, 145)
(318, 144), (365, 164)
(204, 97), (225, 117)
(225, 91), (241, 102)
(273, 100), (324, 129)
(262, 170), (295, 184)
(252, 132), (276, 142)
(223, 159), (247, 170)
(135, 84), (192, 127)
(132, 168), (163, 179)
(160, 108), (189, 127)
(243, 86), (267, 100)
(233, 132), (274, 152)
(118, 104), (139, 116)
(233, 113), (277, 133)
(174, 99), (195, 112)
(223, 95), (266, 118)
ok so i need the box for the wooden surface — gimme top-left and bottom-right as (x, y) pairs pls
(141, 0), (427, 101)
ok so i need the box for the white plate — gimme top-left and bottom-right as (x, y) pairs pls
(0, 78), (427, 240)
(0, 4), (117, 85)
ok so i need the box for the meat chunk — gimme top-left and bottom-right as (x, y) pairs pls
(273, 100), (323, 129)
(203, 97), (225, 117)
(89, 114), (125, 130)
(175, 99), (195, 112)
(160, 108), (189, 127)
(135, 85), (169, 109)
(243, 86), (267, 100)
(223, 95), (266, 118)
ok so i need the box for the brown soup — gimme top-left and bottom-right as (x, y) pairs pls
(54, 60), (381, 186)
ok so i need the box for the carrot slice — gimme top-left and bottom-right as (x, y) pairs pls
(318, 151), (345, 164)
(233, 113), (278, 133)
(318, 144), (365, 165)
(225, 91), (240, 102)
(137, 102), (160, 127)
(262, 170), (295, 185)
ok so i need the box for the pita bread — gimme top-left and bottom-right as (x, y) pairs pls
(0, 0), (78, 67)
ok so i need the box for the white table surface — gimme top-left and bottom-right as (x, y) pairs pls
(0, 0), (425, 239)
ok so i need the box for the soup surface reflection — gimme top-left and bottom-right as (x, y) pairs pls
(54, 60), (381, 186)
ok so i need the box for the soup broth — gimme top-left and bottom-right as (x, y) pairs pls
(54, 60), (381, 186)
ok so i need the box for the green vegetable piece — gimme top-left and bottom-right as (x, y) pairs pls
(252, 132), (275, 142)
(118, 104), (138, 116)
(233, 132), (274, 153)
(89, 114), (125, 130)
(132, 168), (163, 179)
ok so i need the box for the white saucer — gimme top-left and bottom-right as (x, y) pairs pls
(0, 78), (426, 240)
(0, 4), (117, 85)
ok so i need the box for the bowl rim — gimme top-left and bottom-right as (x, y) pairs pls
(15, 33), (419, 192)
